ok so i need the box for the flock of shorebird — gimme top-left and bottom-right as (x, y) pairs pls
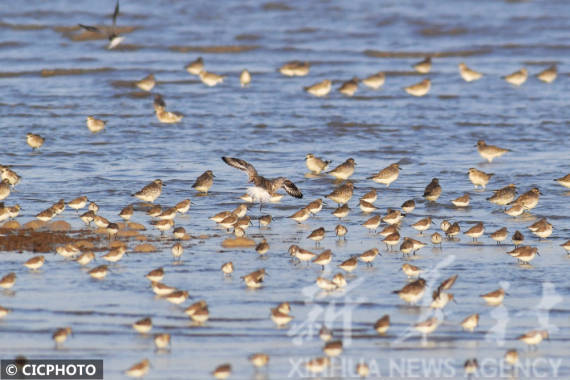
(2, 133), (569, 378)
(1, 1), (568, 379)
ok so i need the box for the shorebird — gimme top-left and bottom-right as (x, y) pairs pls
(487, 184), (517, 206)
(536, 65), (557, 83)
(326, 181), (354, 206)
(413, 57), (431, 73)
(185, 57), (204, 75)
(512, 230), (524, 246)
(339, 257), (358, 272)
(383, 209), (404, 225)
(53, 327), (72, 347)
(431, 232), (443, 246)
(212, 364), (231, 379)
(199, 70), (225, 86)
(528, 218), (552, 239)
(305, 357), (330, 374)
(361, 189), (377, 203)
(86, 116), (106, 133)
(437, 274), (458, 294)
(464, 359), (479, 378)
(402, 263), (422, 278)
(313, 250), (332, 270)
(319, 325), (333, 341)
(316, 277), (337, 291)
(359, 248), (380, 266)
(289, 245), (316, 264)
(136, 74), (155, 92)
(461, 314), (479, 332)
(125, 359), (150, 378)
(306, 199), (323, 215)
(368, 163), (400, 186)
(256, 239), (269, 256)
(156, 108), (183, 123)
(458, 63), (483, 82)
(480, 288), (505, 306)
(270, 307), (293, 326)
(468, 168), (493, 189)
(133, 179), (163, 203)
(476, 140), (510, 162)
(465, 222), (484, 242)
(304, 79), (332, 97)
(0, 166), (20, 188)
(362, 71), (385, 89)
(359, 200), (377, 213)
(393, 278), (426, 304)
(307, 227), (325, 246)
(240, 69), (251, 87)
(430, 291), (454, 309)
(490, 227), (508, 244)
(423, 178), (441, 201)
(335, 224), (347, 239)
(249, 353), (269, 369)
(507, 246), (539, 264)
(412, 217), (432, 235)
(88, 265), (108, 280)
(362, 215), (381, 233)
(323, 340), (343, 357)
(79, 0), (125, 49)
(414, 317), (439, 338)
(328, 158), (356, 180)
(401, 199), (415, 213)
(26, 133), (44, 150)
(405, 79), (430, 96)
(374, 315), (390, 335)
(221, 262), (234, 275)
(221, 157), (302, 210)
(289, 207), (310, 223)
(517, 330), (549, 348)
(242, 269), (266, 289)
(504, 349), (519, 367)
(503, 67), (528, 86)
(555, 174), (570, 188)
(192, 170), (215, 193)
(510, 187), (540, 210)
(23, 256), (44, 271)
(338, 77), (358, 96)
(333, 204), (350, 219)
(133, 317), (152, 334)
(279, 61), (310, 76)
(154, 333), (171, 350)
(305, 154), (331, 174)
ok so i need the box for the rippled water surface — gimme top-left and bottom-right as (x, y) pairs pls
(1, 0), (569, 379)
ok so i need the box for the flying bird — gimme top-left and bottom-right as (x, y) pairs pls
(79, 0), (125, 49)
(221, 157), (302, 210)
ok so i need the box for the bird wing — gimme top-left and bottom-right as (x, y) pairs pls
(281, 180), (303, 198)
(221, 157), (257, 180)
(78, 24), (102, 33)
(112, 0), (120, 28)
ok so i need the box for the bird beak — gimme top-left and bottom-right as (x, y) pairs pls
(536, 251), (540, 256)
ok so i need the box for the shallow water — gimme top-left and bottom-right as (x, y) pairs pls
(0, 0), (569, 379)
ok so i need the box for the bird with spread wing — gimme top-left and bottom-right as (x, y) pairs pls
(221, 157), (303, 210)
(79, 0), (125, 49)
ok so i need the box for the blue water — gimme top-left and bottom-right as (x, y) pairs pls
(0, 0), (569, 379)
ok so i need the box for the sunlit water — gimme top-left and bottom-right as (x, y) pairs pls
(0, 0), (569, 379)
